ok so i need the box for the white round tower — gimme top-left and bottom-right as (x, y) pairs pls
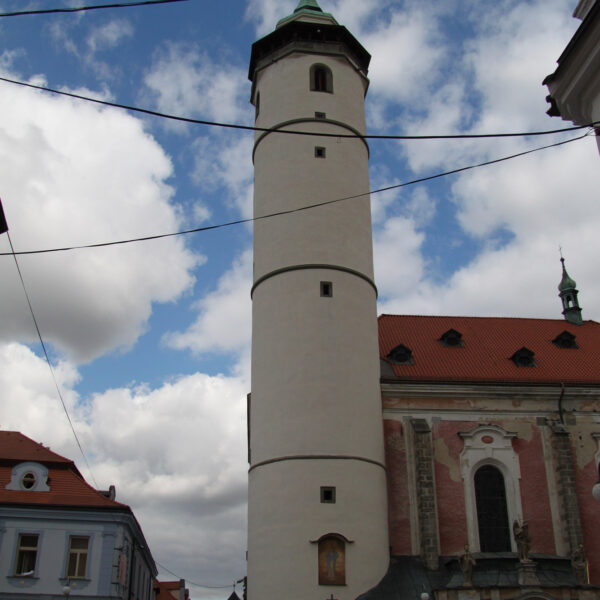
(248, 2), (389, 598)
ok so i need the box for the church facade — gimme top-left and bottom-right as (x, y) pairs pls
(373, 307), (600, 600)
(247, 2), (600, 600)
(544, 0), (600, 154)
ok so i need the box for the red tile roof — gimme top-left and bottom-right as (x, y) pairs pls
(0, 431), (74, 465)
(378, 315), (600, 384)
(153, 580), (189, 600)
(0, 431), (128, 510)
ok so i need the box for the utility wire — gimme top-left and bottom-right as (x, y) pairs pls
(0, 0), (189, 18)
(0, 131), (589, 258)
(4, 227), (98, 488)
(0, 75), (596, 141)
(156, 561), (236, 590)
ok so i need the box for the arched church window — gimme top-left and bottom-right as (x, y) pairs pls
(474, 465), (511, 552)
(310, 64), (333, 93)
(317, 535), (346, 585)
(255, 92), (260, 120)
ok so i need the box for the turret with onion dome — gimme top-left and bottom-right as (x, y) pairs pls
(558, 256), (583, 325)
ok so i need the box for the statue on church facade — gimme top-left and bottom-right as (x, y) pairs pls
(513, 521), (532, 562)
(459, 545), (476, 587)
(572, 544), (589, 584)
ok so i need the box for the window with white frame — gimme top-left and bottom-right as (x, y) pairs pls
(15, 534), (39, 576)
(66, 536), (89, 578)
(459, 425), (523, 552)
(474, 465), (511, 551)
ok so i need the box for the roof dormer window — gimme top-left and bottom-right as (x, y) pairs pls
(511, 347), (536, 367)
(440, 329), (463, 347)
(21, 472), (36, 490)
(552, 330), (578, 349)
(6, 462), (50, 492)
(387, 344), (413, 365)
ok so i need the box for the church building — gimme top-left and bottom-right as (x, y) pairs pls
(544, 0), (600, 153)
(247, 2), (600, 600)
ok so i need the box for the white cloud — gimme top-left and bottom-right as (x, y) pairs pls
(48, 18), (134, 80)
(363, 0), (600, 325)
(0, 341), (248, 600)
(376, 134), (600, 322)
(164, 249), (252, 359)
(0, 343), (81, 442)
(361, 6), (445, 106)
(398, 0), (581, 172)
(0, 79), (200, 362)
(462, 0), (576, 130)
(452, 138), (596, 240)
(191, 134), (254, 219)
(374, 214), (426, 307)
(86, 19), (134, 54)
(244, 0), (296, 36)
(143, 43), (250, 132)
(0, 49), (25, 73)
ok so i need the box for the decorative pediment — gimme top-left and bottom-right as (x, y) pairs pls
(459, 424), (517, 451)
(5, 462), (50, 492)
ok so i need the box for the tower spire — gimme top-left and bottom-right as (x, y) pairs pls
(276, 0), (336, 28)
(294, 0), (323, 12)
(558, 256), (583, 325)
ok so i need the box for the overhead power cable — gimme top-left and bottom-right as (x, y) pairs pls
(0, 200), (97, 487)
(0, 0), (189, 18)
(0, 76), (596, 141)
(0, 131), (589, 258)
(156, 561), (236, 590)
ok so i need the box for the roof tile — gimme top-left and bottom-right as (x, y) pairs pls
(0, 431), (128, 510)
(378, 315), (600, 384)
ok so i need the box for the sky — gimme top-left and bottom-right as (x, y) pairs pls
(0, 0), (598, 598)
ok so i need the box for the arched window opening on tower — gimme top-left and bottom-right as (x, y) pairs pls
(310, 64), (333, 93)
(255, 92), (260, 120)
(474, 465), (512, 552)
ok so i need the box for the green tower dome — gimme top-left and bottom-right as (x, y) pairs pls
(558, 257), (577, 291)
(294, 0), (323, 12)
(276, 0), (337, 28)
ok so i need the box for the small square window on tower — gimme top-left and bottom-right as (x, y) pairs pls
(315, 112), (326, 119)
(320, 486), (336, 503)
(315, 146), (326, 158)
(320, 281), (333, 297)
